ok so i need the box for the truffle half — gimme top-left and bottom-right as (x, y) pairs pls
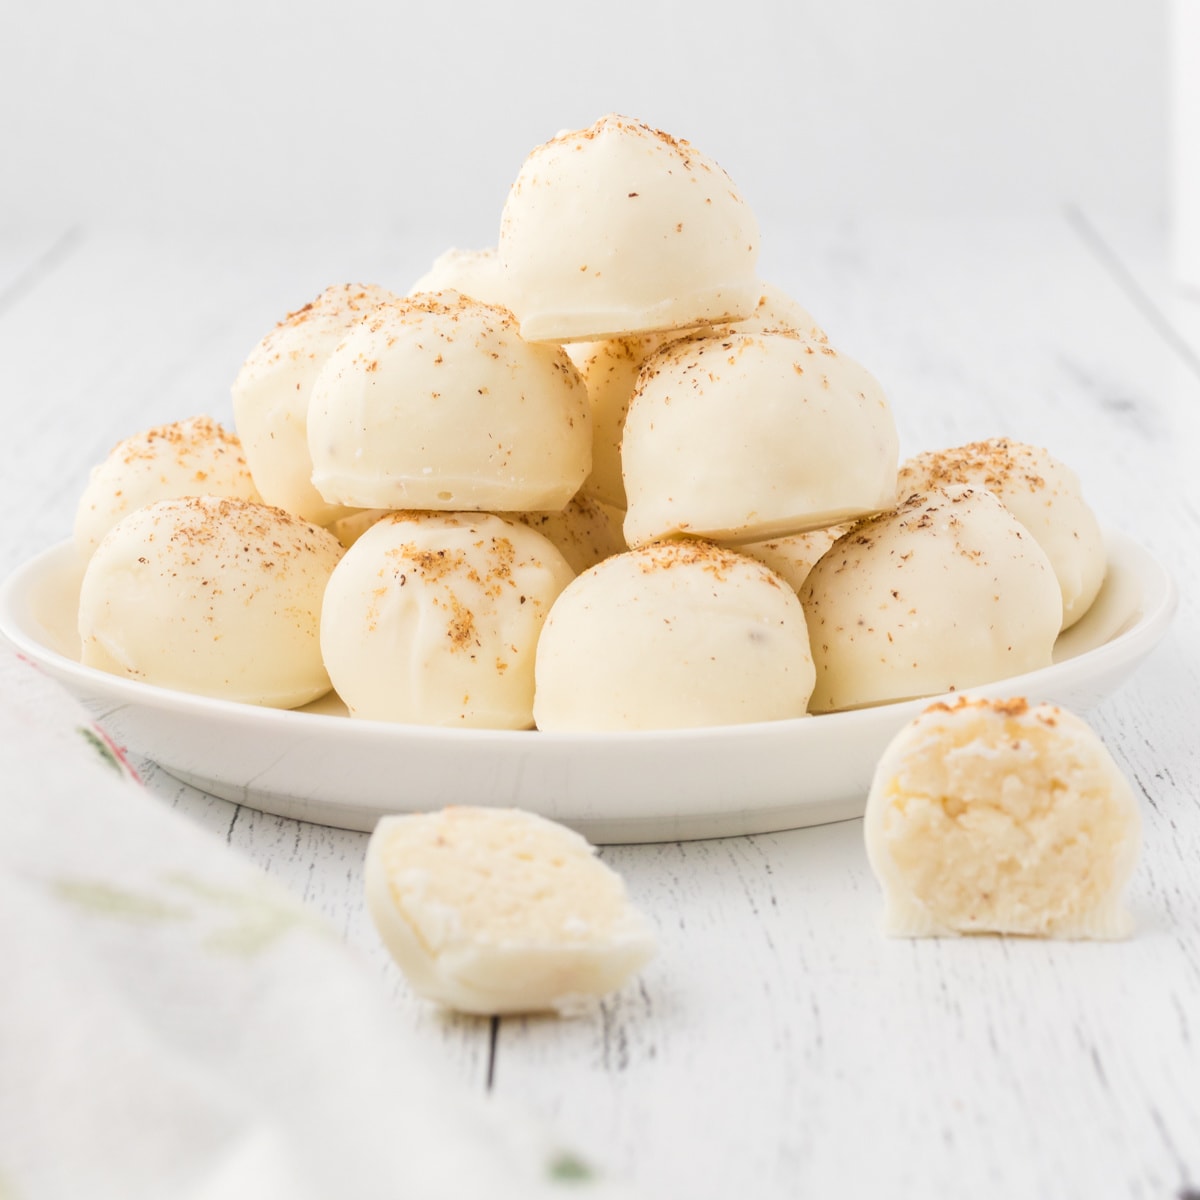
(864, 696), (1141, 938)
(365, 806), (657, 1015)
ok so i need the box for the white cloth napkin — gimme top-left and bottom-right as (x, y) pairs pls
(0, 650), (632, 1200)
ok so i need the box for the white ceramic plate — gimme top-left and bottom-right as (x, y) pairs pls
(0, 534), (1176, 843)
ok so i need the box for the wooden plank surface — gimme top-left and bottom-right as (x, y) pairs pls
(1, 214), (1197, 1198)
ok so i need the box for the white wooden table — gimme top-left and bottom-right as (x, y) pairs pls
(2, 213), (1197, 1199)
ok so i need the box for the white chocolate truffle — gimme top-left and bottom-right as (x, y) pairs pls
(865, 696), (1140, 938)
(407, 247), (509, 310)
(515, 494), (626, 574)
(232, 283), (399, 526)
(78, 497), (342, 707)
(499, 114), (760, 342)
(898, 438), (1106, 631)
(565, 283), (825, 510)
(800, 487), (1063, 714)
(365, 806), (657, 1016)
(73, 416), (259, 557)
(307, 293), (591, 512)
(622, 329), (899, 547)
(321, 512), (575, 729)
(534, 540), (815, 732)
(739, 526), (844, 593)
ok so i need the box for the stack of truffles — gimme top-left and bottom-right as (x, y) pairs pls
(74, 114), (1107, 732)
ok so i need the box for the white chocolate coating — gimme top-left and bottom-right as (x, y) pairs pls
(330, 496), (624, 573)
(328, 508), (390, 548)
(534, 540), (815, 732)
(320, 512), (575, 729)
(800, 487), (1063, 713)
(564, 334), (660, 509)
(232, 283), (398, 525)
(864, 696), (1140, 938)
(364, 806), (657, 1016)
(739, 526), (843, 594)
(898, 438), (1106, 630)
(622, 329), (899, 547)
(499, 114), (760, 342)
(73, 416), (259, 557)
(307, 293), (591, 512)
(514, 494), (626, 574)
(78, 497), (342, 707)
(407, 247), (510, 310)
(744, 283), (826, 341)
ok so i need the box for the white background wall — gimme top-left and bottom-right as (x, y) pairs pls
(1, 0), (1166, 244)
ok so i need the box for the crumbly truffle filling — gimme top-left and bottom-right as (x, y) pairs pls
(881, 705), (1131, 934)
(379, 810), (632, 948)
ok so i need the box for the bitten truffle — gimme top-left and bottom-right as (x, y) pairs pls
(864, 696), (1141, 938)
(365, 806), (657, 1015)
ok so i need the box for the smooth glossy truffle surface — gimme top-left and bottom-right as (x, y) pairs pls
(74, 416), (259, 557)
(407, 248), (510, 310)
(800, 487), (1063, 713)
(365, 806), (657, 1015)
(622, 329), (899, 547)
(898, 438), (1105, 630)
(514, 494), (627, 574)
(864, 697), (1140, 938)
(499, 114), (760, 342)
(534, 540), (815, 732)
(308, 293), (591, 511)
(232, 283), (398, 525)
(320, 512), (575, 728)
(78, 497), (342, 707)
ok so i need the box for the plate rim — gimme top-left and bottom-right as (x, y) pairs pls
(0, 532), (1179, 841)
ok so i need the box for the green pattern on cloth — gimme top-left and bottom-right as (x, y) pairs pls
(52, 879), (192, 922)
(77, 726), (124, 776)
(548, 1151), (598, 1183)
(3, 645), (636, 1199)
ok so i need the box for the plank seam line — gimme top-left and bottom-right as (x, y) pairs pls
(1065, 205), (1200, 384)
(486, 1016), (499, 1092)
(0, 226), (85, 317)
